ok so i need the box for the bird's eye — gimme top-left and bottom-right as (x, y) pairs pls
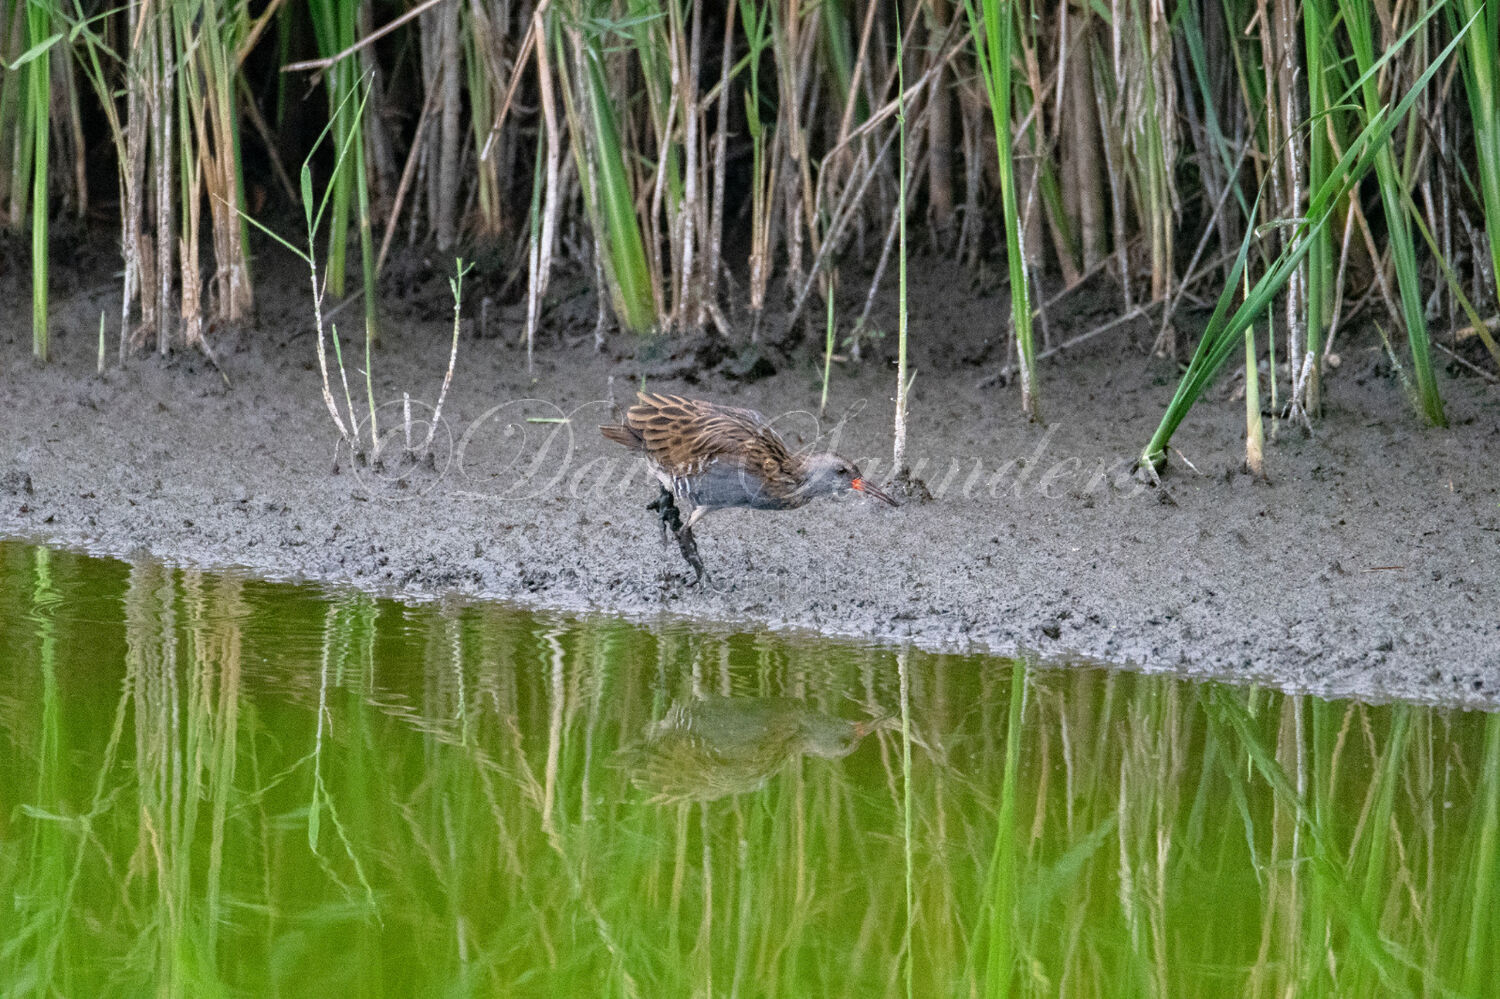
(839, 465), (851, 476)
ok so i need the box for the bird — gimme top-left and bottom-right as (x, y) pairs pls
(622, 695), (885, 803)
(600, 392), (897, 580)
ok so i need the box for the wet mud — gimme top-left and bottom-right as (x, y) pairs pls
(3, 254), (1498, 707)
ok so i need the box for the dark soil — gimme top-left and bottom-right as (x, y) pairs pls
(3, 250), (1498, 707)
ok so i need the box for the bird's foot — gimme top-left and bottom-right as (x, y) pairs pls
(647, 489), (685, 544)
(646, 488), (708, 584)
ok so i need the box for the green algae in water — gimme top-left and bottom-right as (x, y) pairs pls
(0, 540), (1497, 997)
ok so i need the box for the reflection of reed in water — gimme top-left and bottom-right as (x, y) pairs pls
(624, 696), (881, 803)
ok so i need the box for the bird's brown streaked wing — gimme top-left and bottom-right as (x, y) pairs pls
(626, 393), (795, 479)
(642, 392), (772, 428)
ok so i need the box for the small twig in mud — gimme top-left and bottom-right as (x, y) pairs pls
(197, 331), (232, 389)
(1434, 341), (1499, 383)
(322, 286), (364, 326)
(1169, 446), (1203, 476)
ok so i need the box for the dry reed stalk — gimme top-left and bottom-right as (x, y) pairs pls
(833, 0), (881, 170)
(925, 0), (955, 247)
(375, 66), (444, 278)
(954, 72), (987, 267)
(436, 0), (461, 250)
(791, 113), (902, 332)
(1072, 7), (1105, 274)
(66, 0), (141, 362)
(1431, 119), (1453, 336)
(179, 63), (205, 351)
(772, 0), (823, 304)
(1, 9), (26, 227)
(789, 17), (966, 332)
(891, 0), (910, 478)
(204, 0), (253, 323)
(464, 0), (508, 241)
(526, 7), (562, 370)
(60, 41), (87, 218)
(176, 11), (205, 350)
(641, 10), (679, 326)
(1092, 17), (1132, 312)
(1267, 0), (1309, 421)
(1116, 0), (1178, 310)
(122, 2), (149, 359)
(417, 3), (441, 246)
(677, 0), (703, 328)
(151, 0), (174, 355)
(856, 183), (902, 342)
(236, 76), (298, 203)
(702, 2), (736, 332)
(1323, 205), (1357, 362)
(1145, 0), (1178, 300)
(0, 13), (19, 211)
(357, 1), (399, 215)
(1011, 3), (1050, 281)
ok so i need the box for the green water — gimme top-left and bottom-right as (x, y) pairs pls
(1, 541), (1496, 997)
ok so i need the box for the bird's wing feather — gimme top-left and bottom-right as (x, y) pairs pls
(599, 423), (643, 449)
(627, 393), (796, 481)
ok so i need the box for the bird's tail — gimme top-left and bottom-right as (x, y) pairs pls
(600, 423), (644, 449)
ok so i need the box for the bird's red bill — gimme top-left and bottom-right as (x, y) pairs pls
(851, 478), (898, 506)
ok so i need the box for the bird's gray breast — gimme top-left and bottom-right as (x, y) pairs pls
(671, 458), (785, 511)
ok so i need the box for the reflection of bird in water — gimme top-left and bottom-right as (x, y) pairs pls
(624, 696), (883, 804)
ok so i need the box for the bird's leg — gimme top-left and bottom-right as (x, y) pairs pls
(646, 487), (683, 543)
(674, 505), (709, 583)
(646, 487), (707, 582)
(674, 524), (706, 583)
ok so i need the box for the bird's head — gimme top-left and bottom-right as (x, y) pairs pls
(800, 452), (898, 506)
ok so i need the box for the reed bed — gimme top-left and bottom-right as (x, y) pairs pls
(1, 1), (1497, 467)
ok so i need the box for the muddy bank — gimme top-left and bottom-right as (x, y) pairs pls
(3, 257), (1498, 707)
